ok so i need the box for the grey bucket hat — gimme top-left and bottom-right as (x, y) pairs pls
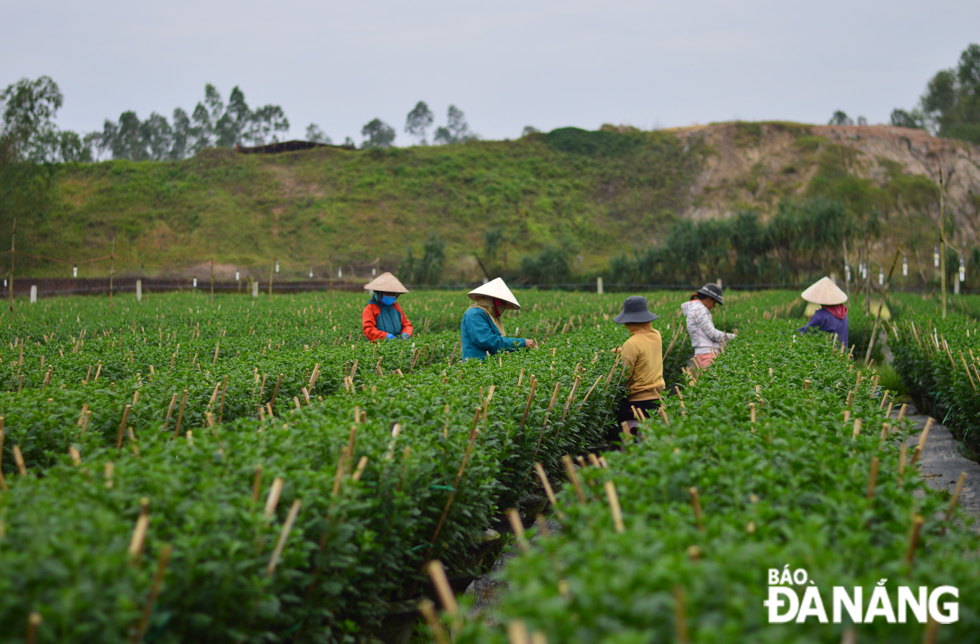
(614, 296), (659, 324)
(696, 283), (724, 305)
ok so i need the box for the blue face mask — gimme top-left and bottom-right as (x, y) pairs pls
(381, 296), (397, 306)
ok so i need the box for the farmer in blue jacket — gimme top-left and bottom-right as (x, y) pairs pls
(461, 278), (538, 360)
(797, 277), (849, 347)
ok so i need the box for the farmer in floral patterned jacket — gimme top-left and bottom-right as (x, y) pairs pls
(680, 283), (735, 370)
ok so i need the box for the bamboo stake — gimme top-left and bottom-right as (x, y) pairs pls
(852, 418), (862, 438)
(506, 508), (529, 552)
(519, 377), (537, 430)
(534, 462), (564, 520)
(172, 390), (188, 438)
(689, 487), (703, 531)
(897, 403), (908, 423)
(576, 375), (604, 409)
(128, 498), (150, 563)
(604, 480), (625, 533)
(866, 457), (880, 498)
(506, 620), (530, 644)
(905, 514), (924, 569)
(426, 560), (460, 620)
(251, 464), (263, 503)
(132, 544), (171, 644)
(0, 423), (7, 490)
(162, 393), (178, 432)
(960, 351), (978, 391)
(13, 445), (27, 476)
(351, 456), (369, 482)
(945, 472), (967, 521)
(218, 375), (228, 422)
(673, 586), (690, 644)
(879, 390), (891, 409)
(560, 375), (581, 422)
(418, 599), (450, 644)
(910, 419), (933, 467)
(267, 499), (302, 576)
(26, 612), (41, 644)
(658, 406), (670, 426)
(562, 455), (587, 503)
(264, 477), (285, 518)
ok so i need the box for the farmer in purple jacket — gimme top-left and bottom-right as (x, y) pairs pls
(797, 277), (848, 347)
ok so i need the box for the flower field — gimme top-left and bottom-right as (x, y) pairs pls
(1, 289), (977, 643)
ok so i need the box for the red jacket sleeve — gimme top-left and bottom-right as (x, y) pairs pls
(362, 304), (388, 342)
(395, 302), (413, 336)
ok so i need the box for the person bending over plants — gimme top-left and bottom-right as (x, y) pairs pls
(362, 272), (414, 341)
(680, 283), (735, 370)
(460, 278), (537, 360)
(613, 296), (665, 432)
(796, 276), (848, 347)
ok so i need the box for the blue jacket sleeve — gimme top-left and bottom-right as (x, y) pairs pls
(797, 310), (828, 335)
(464, 310), (525, 357)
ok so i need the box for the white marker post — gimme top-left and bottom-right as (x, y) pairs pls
(30, 285), (37, 303)
(597, 277), (603, 295)
(136, 279), (142, 302)
(252, 281), (259, 297)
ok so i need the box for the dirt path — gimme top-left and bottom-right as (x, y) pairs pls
(906, 406), (980, 531)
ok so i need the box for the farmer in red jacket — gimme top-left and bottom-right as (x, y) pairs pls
(361, 272), (414, 342)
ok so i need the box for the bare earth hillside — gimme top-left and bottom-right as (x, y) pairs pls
(669, 122), (980, 242)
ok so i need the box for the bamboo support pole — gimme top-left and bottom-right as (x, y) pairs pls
(115, 404), (131, 450)
(604, 480), (625, 533)
(904, 515), (924, 569)
(267, 499), (302, 576)
(13, 445), (27, 476)
(418, 599), (450, 644)
(127, 498), (150, 563)
(945, 472), (967, 521)
(689, 487), (703, 531)
(172, 390), (188, 438)
(132, 544), (172, 644)
(264, 477), (284, 518)
(562, 455), (586, 503)
(426, 560), (460, 619)
(866, 457), (880, 498)
(533, 462), (564, 520)
(506, 508), (529, 552)
(519, 378), (537, 430)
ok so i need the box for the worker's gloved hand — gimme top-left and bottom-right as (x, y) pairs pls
(400, 332), (411, 340)
(385, 333), (396, 340)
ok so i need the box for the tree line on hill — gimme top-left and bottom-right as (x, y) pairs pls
(887, 43), (980, 144)
(0, 80), (479, 163)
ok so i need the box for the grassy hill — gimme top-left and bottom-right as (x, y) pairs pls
(1, 122), (978, 283)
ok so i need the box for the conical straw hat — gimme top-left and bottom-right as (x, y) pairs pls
(468, 278), (521, 310)
(363, 272), (409, 294)
(801, 277), (847, 305)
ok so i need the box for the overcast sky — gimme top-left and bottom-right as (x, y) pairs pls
(3, 0), (978, 145)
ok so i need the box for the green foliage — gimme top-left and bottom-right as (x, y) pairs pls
(896, 43), (980, 144)
(402, 236), (447, 285)
(0, 289), (646, 642)
(361, 118), (396, 149)
(433, 106), (476, 145)
(405, 102), (434, 145)
(3, 126), (704, 279)
(542, 127), (642, 156)
(0, 76), (90, 164)
(610, 198), (849, 286)
(890, 295), (980, 442)
(452, 318), (980, 643)
(519, 244), (573, 285)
